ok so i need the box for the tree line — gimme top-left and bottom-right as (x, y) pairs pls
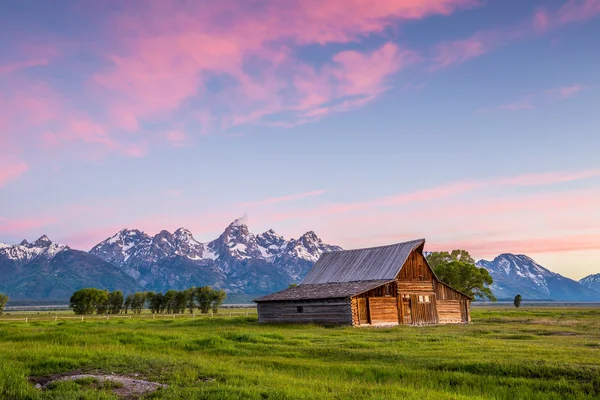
(0, 293), (8, 316)
(69, 286), (227, 315)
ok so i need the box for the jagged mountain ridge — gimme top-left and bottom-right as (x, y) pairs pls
(580, 273), (600, 292)
(476, 254), (600, 301)
(0, 236), (141, 300)
(88, 219), (342, 294)
(2, 225), (599, 301)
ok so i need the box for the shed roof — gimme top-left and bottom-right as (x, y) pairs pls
(254, 280), (392, 302)
(301, 239), (425, 284)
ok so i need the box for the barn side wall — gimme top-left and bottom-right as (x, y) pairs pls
(257, 298), (353, 324)
(433, 281), (471, 323)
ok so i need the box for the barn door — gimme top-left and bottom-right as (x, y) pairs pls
(409, 293), (438, 325)
(401, 294), (412, 325)
(357, 298), (369, 325)
(460, 300), (468, 323)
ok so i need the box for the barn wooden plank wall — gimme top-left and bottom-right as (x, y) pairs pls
(397, 250), (433, 281)
(368, 297), (398, 324)
(437, 300), (464, 324)
(257, 299), (352, 324)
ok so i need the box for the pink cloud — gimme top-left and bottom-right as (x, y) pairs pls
(556, 0), (600, 23)
(239, 190), (326, 207)
(494, 168), (600, 186)
(431, 234), (600, 256)
(480, 83), (586, 113)
(432, 0), (600, 69)
(0, 59), (49, 75)
(260, 167), (600, 223)
(165, 131), (192, 148)
(90, 1), (473, 131)
(546, 84), (586, 99)
(0, 216), (57, 234)
(0, 161), (28, 187)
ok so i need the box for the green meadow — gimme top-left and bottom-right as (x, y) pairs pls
(1, 308), (599, 399)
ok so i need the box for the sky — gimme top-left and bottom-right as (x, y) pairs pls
(1, 0), (599, 280)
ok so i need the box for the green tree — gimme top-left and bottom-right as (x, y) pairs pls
(162, 290), (178, 314)
(108, 290), (124, 314)
(195, 286), (214, 314)
(94, 290), (110, 314)
(146, 292), (162, 314)
(210, 289), (227, 314)
(184, 287), (196, 314)
(123, 294), (133, 314)
(69, 288), (109, 315)
(173, 291), (187, 314)
(433, 261), (496, 302)
(0, 293), (9, 316)
(514, 294), (522, 308)
(130, 292), (146, 314)
(427, 250), (475, 269)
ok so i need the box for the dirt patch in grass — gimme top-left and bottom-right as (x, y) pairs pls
(30, 371), (167, 398)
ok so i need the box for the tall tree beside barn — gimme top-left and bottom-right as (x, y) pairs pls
(427, 250), (496, 302)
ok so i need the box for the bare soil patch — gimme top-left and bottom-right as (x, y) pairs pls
(30, 371), (167, 398)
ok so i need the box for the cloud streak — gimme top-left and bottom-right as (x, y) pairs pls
(431, 0), (600, 70)
(0, 161), (28, 187)
(478, 84), (586, 113)
(239, 190), (326, 207)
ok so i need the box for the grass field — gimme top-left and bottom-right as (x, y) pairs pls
(1, 308), (599, 399)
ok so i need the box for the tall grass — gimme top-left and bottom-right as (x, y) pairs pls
(0, 308), (599, 399)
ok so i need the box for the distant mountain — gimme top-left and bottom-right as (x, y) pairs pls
(477, 254), (600, 301)
(3, 227), (597, 302)
(580, 273), (600, 293)
(0, 236), (141, 300)
(89, 219), (342, 295)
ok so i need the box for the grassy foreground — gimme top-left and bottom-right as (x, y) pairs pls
(1, 308), (599, 399)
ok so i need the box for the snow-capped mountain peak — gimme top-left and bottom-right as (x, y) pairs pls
(477, 253), (599, 301)
(0, 235), (68, 263)
(580, 273), (600, 292)
(32, 234), (52, 247)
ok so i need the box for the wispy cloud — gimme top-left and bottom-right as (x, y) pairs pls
(263, 167), (600, 222)
(431, 0), (600, 70)
(0, 216), (57, 234)
(239, 190), (326, 207)
(478, 84), (586, 113)
(0, 160), (28, 187)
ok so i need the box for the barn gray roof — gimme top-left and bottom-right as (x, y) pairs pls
(254, 280), (392, 302)
(301, 239), (425, 284)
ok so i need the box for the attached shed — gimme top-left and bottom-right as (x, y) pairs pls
(254, 239), (471, 326)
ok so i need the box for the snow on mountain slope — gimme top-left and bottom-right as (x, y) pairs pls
(477, 254), (600, 301)
(0, 235), (141, 299)
(88, 219), (341, 294)
(580, 273), (600, 292)
(0, 235), (68, 264)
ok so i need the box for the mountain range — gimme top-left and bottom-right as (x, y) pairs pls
(1, 220), (599, 301)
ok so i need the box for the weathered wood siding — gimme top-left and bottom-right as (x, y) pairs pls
(433, 280), (471, 323)
(398, 281), (434, 293)
(437, 300), (463, 324)
(397, 250), (433, 281)
(409, 294), (438, 325)
(368, 297), (398, 325)
(434, 280), (468, 300)
(257, 299), (352, 324)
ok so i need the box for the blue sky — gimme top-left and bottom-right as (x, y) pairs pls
(1, 0), (599, 278)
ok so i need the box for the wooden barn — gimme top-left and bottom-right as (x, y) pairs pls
(254, 239), (471, 326)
